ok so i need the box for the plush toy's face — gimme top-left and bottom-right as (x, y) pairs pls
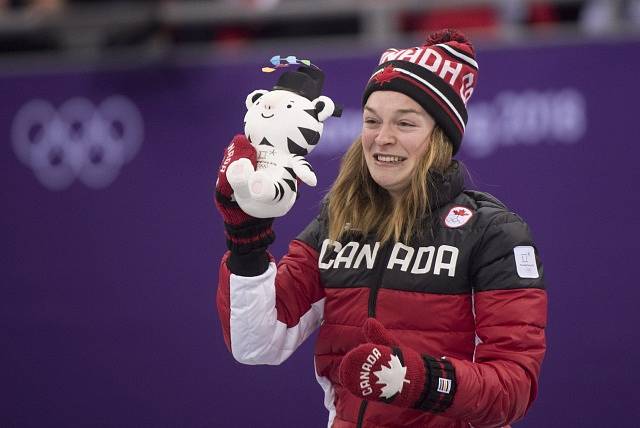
(244, 89), (334, 156)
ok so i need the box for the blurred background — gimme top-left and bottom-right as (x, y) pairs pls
(1, 0), (639, 427)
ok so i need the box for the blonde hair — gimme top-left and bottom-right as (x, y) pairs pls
(326, 126), (453, 243)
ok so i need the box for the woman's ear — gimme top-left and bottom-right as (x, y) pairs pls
(313, 96), (336, 122)
(246, 90), (268, 110)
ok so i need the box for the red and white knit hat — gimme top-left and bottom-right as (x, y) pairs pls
(362, 29), (478, 155)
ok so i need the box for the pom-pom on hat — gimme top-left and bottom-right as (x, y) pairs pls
(362, 29), (478, 155)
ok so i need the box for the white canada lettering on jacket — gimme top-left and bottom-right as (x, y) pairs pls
(319, 239), (459, 277)
(359, 347), (382, 396)
(380, 47), (463, 86)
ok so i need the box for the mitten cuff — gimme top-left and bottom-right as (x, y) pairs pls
(228, 250), (270, 276)
(224, 218), (275, 254)
(413, 355), (457, 413)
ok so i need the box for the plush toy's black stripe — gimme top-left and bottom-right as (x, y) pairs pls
(283, 178), (296, 192)
(298, 127), (320, 146)
(284, 167), (297, 179)
(287, 138), (308, 156)
(304, 108), (319, 120)
(277, 182), (285, 202)
(259, 137), (273, 146)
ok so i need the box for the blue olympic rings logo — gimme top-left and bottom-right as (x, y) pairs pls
(12, 96), (144, 190)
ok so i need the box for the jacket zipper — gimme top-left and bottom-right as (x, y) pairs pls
(355, 401), (368, 428)
(357, 242), (393, 426)
(367, 242), (393, 317)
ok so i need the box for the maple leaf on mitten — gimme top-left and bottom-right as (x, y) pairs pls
(339, 319), (458, 412)
(375, 353), (410, 399)
(339, 343), (425, 407)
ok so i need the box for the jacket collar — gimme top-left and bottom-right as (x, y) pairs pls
(427, 160), (465, 211)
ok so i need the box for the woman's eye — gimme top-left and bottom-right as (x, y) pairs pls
(399, 121), (414, 127)
(364, 118), (378, 124)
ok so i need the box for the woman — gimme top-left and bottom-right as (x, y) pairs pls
(215, 29), (547, 428)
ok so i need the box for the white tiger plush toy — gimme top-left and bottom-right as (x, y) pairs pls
(226, 65), (341, 218)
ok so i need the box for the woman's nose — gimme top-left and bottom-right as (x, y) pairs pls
(375, 123), (395, 145)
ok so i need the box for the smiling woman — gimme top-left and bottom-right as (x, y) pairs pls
(214, 29), (547, 428)
(362, 92), (435, 198)
(325, 90), (453, 244)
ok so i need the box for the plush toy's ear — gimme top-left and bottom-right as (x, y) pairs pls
(313, 96), (336, 122)
(246, 90), (268, 110)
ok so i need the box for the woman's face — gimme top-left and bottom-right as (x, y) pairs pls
(362, 91), (436, 200)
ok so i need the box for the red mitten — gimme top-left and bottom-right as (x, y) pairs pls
(339, 318), (457, 413)
(214, 134), (274, 254)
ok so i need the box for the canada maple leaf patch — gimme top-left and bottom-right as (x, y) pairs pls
(372, 65), (400, 85)
(373, 354), (410, 399)
(444, 206), (473, 228)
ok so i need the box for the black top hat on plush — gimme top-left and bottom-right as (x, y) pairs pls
(273, 65), (325, 101)
(273, 65), (342, 118)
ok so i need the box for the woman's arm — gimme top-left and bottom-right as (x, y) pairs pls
(214, 135), (326, 365)
(217, 239), (325, 365)
(445, 214), (547, 427)
(216, 210), (327, 365)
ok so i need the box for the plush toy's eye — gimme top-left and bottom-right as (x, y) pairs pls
(287, 105), (292, 108)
